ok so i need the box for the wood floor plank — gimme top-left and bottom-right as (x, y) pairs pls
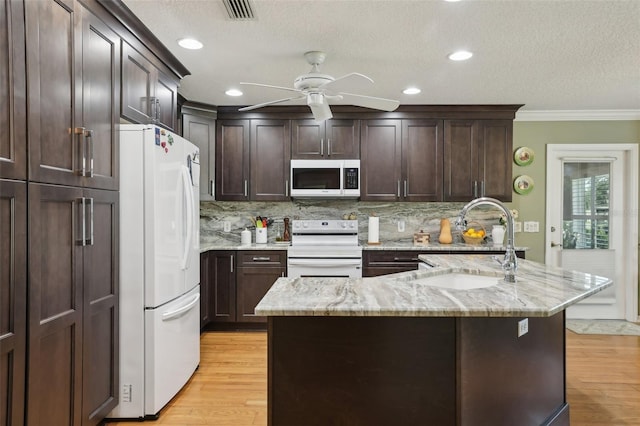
(106, 329), (640, 426)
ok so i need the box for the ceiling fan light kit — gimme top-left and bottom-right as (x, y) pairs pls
(239, 51), (400, 122)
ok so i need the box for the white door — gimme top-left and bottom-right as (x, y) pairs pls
(546, 144), (638, 320)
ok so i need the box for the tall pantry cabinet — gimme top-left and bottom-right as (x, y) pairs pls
(0, 0), (119, 424)
(1, 1), (27, 425)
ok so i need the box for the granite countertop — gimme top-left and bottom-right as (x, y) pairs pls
(254, 254), (612, 318)
(361, 242), (529, 251)
(200, 237), (528, 253)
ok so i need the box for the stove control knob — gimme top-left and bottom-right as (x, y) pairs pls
(341, 222), (347, 228)
(349, 222), (355, 228)
(303, 222), (308, 228)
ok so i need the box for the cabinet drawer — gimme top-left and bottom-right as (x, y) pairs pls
(237, 250), (287, 267)
(363, 250), (423, 267)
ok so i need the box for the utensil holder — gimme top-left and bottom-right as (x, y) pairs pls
(256, 227), (267, 244)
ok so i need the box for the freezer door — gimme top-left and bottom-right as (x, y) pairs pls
(144, 127), (195, 307)
(144, 285), (200, 416)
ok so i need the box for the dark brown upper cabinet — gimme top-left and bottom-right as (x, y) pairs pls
(401, 119), (444, 201)
(121, 40), (178, 131)
(291, 119), (360, 159)
(181, 104), (216, 201)
(25, 0), (120, 191)
(250, 119), (291, 201)
(443, 119), (513, 202)
(361, 119), (443, 202)
(215, 119), (250, 201)
(0, 0), (27, 181)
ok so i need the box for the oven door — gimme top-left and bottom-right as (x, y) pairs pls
(287, 257), (362, 278)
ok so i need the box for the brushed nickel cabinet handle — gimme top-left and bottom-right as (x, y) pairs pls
(75, 127), (87, 176)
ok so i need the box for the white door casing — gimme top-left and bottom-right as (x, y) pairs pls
(546, 144), (638, 321)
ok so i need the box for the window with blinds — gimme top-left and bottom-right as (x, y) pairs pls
(562, 162), (610, 249)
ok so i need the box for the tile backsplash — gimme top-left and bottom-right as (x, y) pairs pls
(201, 200), (503, 246)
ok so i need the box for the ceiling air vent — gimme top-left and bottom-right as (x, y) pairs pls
(223, 0), (255, 20)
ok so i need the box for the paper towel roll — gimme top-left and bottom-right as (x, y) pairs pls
(368, 216), (379, 244)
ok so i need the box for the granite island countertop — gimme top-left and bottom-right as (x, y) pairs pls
(254, 254), (611, 318)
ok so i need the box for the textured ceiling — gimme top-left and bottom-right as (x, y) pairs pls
(122, 0), (640, 115)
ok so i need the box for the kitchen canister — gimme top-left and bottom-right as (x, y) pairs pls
(492, 225), (506, 247)
(256, 227), (267, 244)
(241, 228), (251, 246)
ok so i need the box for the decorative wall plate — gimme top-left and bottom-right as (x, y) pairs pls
(513, 175), (534, 195)
(514, 146), (534, 166)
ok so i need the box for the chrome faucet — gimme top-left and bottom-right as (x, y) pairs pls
(455, 197), (518, 282)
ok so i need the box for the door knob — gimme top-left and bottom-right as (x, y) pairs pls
(550, 242), (563, 247)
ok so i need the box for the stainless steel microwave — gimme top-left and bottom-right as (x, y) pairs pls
(290, 159), (360, 198)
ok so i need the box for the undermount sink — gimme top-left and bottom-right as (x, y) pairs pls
(415, 273), (500, 290)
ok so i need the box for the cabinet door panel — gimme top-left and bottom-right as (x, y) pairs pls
(211, 251), (236, 322)
(183, 113), (216, 200)
(155, 70), (178, 131)
(81, 9), (119, 190)
(403, 120), (443, 201)
(236, 267), (284, 323)
(0, 0), (27, 180)
(121, 41), (153, 124)
(200, 252), (211, 328)
(479, 120), (512, 201)
(360, 120), (402, 201)
(215, 120), (249, 201)
(443, 120), (480, 201)
(0, 180), (27, 426)
(326, 119), (360, 159)
(291, 119), (324, 158)
(82, 189), (119, 425)
(251, 119), (291, 201)
(26, 0), (82, 186)
(27, 183), (83, 426)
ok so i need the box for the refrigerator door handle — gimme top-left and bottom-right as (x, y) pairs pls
(161, 293), (200, 321)
(180, 166), (194, 270)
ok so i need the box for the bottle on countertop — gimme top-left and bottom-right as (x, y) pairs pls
(241, 228), (251, 246)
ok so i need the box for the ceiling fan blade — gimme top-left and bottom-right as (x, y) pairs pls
(307, 93), (333, 122)
(338, 92), (400, 112)
(239, 95), (306, 111)
(320, 72), (373, 93)
(240, 82), (301, 93)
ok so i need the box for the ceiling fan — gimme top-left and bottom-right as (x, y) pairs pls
(239, 51), (400, 122)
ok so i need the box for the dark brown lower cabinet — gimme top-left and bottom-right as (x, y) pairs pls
(236, 251), (286, 323)
(27, 183), (118, 426)
(0, 180), (27, 426)
(363, 249), (526, 277)
(201, 250), (286, 328)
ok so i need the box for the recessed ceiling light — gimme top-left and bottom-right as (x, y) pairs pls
(403, 87), (421, 95)
(444, 0), (461, 2)
(178, 38), (203, 50)
(225, 89), (243, 97)
(448, 50), (473, 61)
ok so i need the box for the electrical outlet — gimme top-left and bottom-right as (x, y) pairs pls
(518, 318), (529, 337)
(524, 221), (539, 233)
(398, 220), (405, 232)
(122, 384), (132, 402)
(514, 221), (522, 233)
(223, 221), (231, 232)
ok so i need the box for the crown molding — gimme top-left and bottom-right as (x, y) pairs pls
(515, 110), (640, 121)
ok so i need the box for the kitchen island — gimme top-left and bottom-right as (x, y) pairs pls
(255, 254), (611, 426)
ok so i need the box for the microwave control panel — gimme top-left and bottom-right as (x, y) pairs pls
(344, 167), (359, 190)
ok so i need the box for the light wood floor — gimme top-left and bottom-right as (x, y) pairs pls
(107, 330), (640, 426)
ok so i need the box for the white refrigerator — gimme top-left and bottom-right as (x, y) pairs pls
(110, 124), (201, 419)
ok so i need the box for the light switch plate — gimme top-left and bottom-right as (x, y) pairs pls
(514, 221), (522, 233)
(524, 221), (539, 233)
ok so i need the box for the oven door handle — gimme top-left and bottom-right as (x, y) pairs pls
(288, 259), (362, 267)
